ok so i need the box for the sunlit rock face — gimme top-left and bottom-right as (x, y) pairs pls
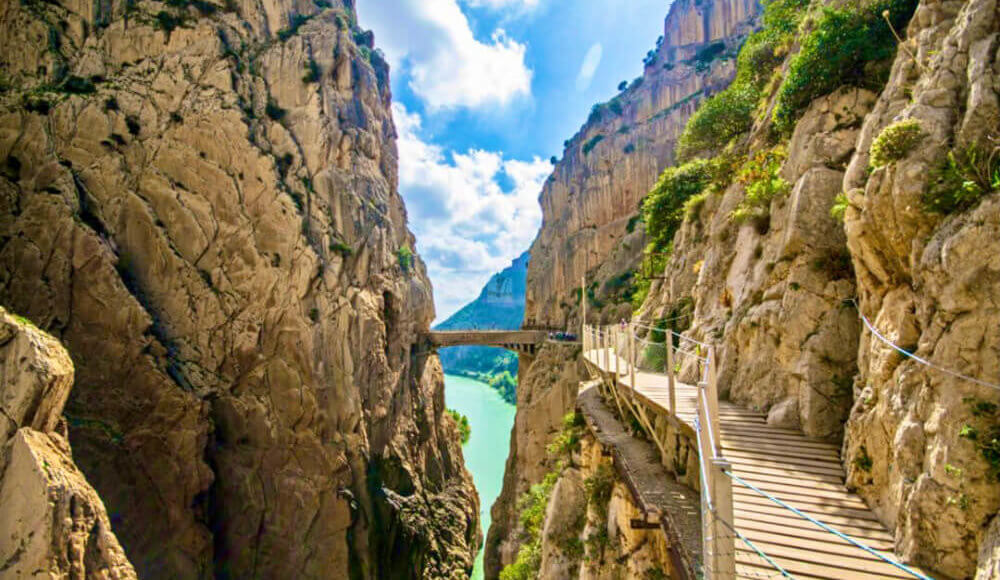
(522, 0), (760, 331)
(0, 307), (137, 579)
(0, 0), (478, 577)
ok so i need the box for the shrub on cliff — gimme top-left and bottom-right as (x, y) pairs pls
(923, 141), (1000, 214)
(731, 145), (790, 224)
(396, 245), (414, 272)
(675, 0), (807, 160)
(676, 84), (758, 160)
(772, 0), (918, 133)
(447, 410), (471, 444)
(643, 159), (714, 252)
(869, 119), (923, 168)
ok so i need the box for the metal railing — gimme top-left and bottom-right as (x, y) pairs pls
(583, 322), (736, 579)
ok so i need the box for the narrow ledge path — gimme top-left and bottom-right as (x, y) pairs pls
(583, 348), (930, 580)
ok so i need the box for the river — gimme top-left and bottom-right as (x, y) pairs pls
(444, 374), (517, 580)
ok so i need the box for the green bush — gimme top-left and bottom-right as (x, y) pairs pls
(870, 119), (923, 168)
(731, 145), (790, 223)
(923, 143), (999, 214)
(582, 135), (604, 155)
(302, 59), (320, 83)
(772, 0), (919, 134)
(329, 240), (353, 257)
(62, 75), (96, 94)
(277, 14), (311, 41)
(830, 192), (849, 222)
(447, 409), (471, 444)
(675, 0), (808, 159)
(155, 10), (185, 33)
(396, 245), (414, 272)
(677, 83), (757, 160)
(959, 398), (1000, 481)
(266, 99), (287, 121)
(683, 190), (710, 221)
(642, 159), (714, 252)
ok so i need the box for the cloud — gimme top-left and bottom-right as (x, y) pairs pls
(575, 43), (603, 91)
(463, 0), (541, 11)
(357, 0), (533, 110)
(393, 103), (550, 319)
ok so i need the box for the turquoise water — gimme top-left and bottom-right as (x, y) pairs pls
(445, 374), (517, 580)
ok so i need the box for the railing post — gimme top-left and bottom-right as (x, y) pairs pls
(666, 333), (676, 415)
(697, 396), (715, 579)
(706, 347), (722, 455)
(614, 326), (621, 380)
(711, 457), (736, 579)
(603, 327), (609, 372)
(629, 324), (637, 390)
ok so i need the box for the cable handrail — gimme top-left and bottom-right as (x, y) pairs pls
(851, 300), (1000, 391)
(723, 471), (933, 580)
(714, 516), (795, 579)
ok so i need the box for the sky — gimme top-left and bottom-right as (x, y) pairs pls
(356, 0), (669, 321)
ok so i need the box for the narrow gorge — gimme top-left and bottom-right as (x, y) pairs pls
(0, 0), (998, 578)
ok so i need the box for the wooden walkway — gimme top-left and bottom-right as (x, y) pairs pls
(583, 348), (928, 580)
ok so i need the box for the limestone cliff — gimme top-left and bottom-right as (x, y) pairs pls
(484, 342), (584, 578)
(0, 307), (137, 578)
(0, 0), (478, 577)
(632, 0), (1000, 574)
(522, 0), (760, 330)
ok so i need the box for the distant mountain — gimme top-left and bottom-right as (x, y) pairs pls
(435, 252), (529, 404)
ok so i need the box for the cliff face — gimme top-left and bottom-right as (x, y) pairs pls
(840, 0), (1000, 574)
(484, 342), (584, 578)
(0, 308), (136, 579)
(633, 0), (1000, 574)
(0, 0), (478, 577)
(523, 0), (760, 330)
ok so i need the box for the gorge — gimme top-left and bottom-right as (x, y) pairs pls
(0, 0), (999, 578)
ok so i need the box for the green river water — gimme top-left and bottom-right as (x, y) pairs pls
(444, 374), (517, 580)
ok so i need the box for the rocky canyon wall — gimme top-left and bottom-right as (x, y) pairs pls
(0, 307), (136, 578)
(633, 0), (1000, 574)
(522, 0), (760, 330)
(0, 0), (478, 577)
(484, 342), (584, 578)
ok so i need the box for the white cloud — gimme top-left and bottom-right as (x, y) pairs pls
(575, 43), (603, 92)
(357, 0), (533, 110)
(463, 0), (541, 10)
(393, 103), (550, 320)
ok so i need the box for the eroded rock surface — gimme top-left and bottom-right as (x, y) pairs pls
(522, 0), (760, 330)
(0, 307), (136, 579)
(0, 0), (478, 577)
(485, 342), (584, 578)
(840, 0), (1000, 574)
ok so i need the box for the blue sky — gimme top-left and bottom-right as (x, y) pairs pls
(357, 0), (669, 321)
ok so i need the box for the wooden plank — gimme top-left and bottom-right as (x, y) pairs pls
(736, 518), (894, 551)
(734, 541), (917, 579)
(733, 508), (894, 543)
(732, 491), (884, 524)
(732, 484), (872, 511)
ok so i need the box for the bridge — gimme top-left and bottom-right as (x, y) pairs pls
(425, 329), (551, 356)
(582, 323), (932, 580)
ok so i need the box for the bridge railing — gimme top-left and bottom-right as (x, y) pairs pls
(583, 322), (736, 579)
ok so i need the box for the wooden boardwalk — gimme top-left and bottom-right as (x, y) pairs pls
(583, 348), (928, 580)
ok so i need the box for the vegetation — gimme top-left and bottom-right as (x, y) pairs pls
(582, 464), (615, 561)
(547, 412), (586, 456)
(731, 145), (791, 224)
(396, 245), (414, 272)
(923, 140), (999, 214)
(302, 58), (320, 83)
(772, 0), (919, 133)
(329, 239), (353, 257)
(959, 398), (1000, 481)
(265, 99), (287, 121)
(830, 192), (850, 222)
(501, 414), (586, 580)
(870, 119), (923, 168)
(676, 0), (808, 159)
(448, 409), (471, 444)
(643, 159), (714, 252)
(582, 135), (605, 155)
(677, 84), (757, 159)
(277, 14), (312, 41)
